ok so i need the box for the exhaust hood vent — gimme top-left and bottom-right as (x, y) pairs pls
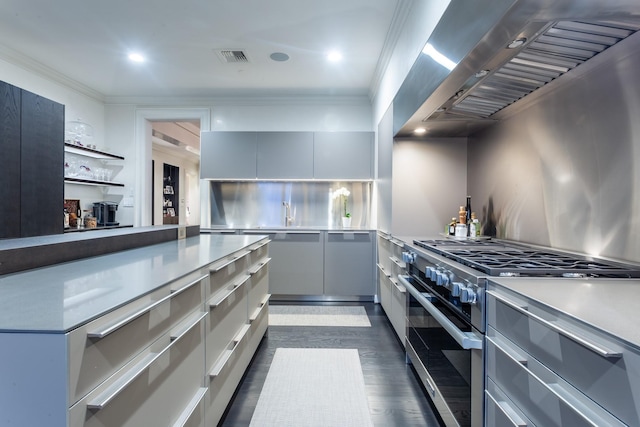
(216, 49), (250, 63)
(447, 20), (640, 119)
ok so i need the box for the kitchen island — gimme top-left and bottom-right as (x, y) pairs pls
(0, 233), (271, 426)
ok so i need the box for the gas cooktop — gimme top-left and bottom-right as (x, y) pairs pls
(413, 238), (640, 278)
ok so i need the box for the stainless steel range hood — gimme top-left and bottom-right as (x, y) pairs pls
(393, 0), (640, 138)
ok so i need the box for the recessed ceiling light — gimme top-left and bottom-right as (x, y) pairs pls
(327, 50), (342, 62)
(414, 128), (426, 135)
(270, 52), (290, 62)
(507, 38), (527, 49)
(128, 52), (145, 63)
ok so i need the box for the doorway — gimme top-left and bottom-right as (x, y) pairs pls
(134, 108), (210, 227)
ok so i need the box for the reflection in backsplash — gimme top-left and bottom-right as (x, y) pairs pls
(207, 181), (371, 228)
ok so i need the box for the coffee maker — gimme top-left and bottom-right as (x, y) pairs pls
(92, 202), (119, 226)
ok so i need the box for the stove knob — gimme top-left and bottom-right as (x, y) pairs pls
(426, 267), (437, 281)
(451, 282), (463, 297)
(425, 267), (434, 279)
(460, 287), (477, 304)
(437, 272), (449, 287)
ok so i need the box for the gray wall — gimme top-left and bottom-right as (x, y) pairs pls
(392, 137), (467, 237)
(468, 32), (640, 263)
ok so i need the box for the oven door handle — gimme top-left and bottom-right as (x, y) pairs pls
(399, 275), (483, 350)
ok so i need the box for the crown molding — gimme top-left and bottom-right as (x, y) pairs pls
(368, 0), (413, 101)
(0, 43), (105, 102)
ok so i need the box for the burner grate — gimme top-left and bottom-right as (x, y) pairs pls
(414, 240), (640, 278)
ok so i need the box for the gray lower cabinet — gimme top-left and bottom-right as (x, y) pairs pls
(486, 283), (636, 427)
(256, 132), (314, 179)
(250, 231), (324, 296)
(324, 231), (374, 296)
(200, 131), (257, 179)
(313, 131), (373, 179)
(377, 232), (407, 345)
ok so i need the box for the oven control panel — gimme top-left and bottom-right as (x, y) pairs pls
(424, 266), (479, 305)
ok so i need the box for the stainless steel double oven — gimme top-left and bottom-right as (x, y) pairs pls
(399, 242), (487, 427)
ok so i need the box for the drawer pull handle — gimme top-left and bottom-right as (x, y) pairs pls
(250, 240), (271, 251)
(248, 257), (271, 275)
(485, 390), (527, 426)
(378, 233), (391, 241)
(327, 231), (370, 235)
(401, 275), (482, 350)
(87, 313), (204, 410)
(376, 263), (392, 278)
(249, 295), (270, 322)
(209, 275), (251, 308)
(390, 257), (407, 269)
(392, 279), (406, 294)
(171, 274), (208, 294)
(211, 250), (250, 273)
(424, 377), (436, 398)
(209, 324), (251, 378)
(487, 291), (622, 359)
(88, 275), (205, 339)
(390, 239), (404, 249)
(172, 387), (208, 427)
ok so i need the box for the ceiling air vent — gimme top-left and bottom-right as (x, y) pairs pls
(216, 49), (250, 63)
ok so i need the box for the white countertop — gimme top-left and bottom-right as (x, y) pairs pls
(0, 234), (266, 333)
(488, 277), (640, 349)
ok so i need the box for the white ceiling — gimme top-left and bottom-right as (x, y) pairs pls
(0, 0), (402, 100)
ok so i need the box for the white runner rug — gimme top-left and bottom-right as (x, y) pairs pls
(249, 348), (374, 427)
(268, 305), (371, 327)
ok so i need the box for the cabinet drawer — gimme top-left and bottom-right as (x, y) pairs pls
(206, 275), (250, 368)
(487, 290), (638, 426)
(247, 257), (270, 313)
(206, 324), (251, 426)
(247, 239), (269, 266)
(486, 333), (626, 427)
(377, 233), (392, 271)
(390, 277), (406, 345)
(378, 264), (392, 315)
(246, 296), (269, 364)
(69, 312), (206, 427)
(67, 271), (207, 405)
(209, 250), (251, 295)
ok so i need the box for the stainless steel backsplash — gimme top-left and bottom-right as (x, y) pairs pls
(467, 31), (640, 263)
(206, 181), (371, 229)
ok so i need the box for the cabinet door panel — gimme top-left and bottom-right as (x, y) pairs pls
(265, 232), (324, 295)
(0, 82), (21, 238)
(200, 131), (257, 179)
(313, 132), (373, 179)
(324, 231), (374, 296)
(20, 90), (64, 237)
(257, 132), (313, 179)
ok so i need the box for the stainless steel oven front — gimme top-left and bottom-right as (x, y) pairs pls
(399, 272), (483, 427)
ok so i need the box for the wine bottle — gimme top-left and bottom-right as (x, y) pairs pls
(465, 196), (472, 236)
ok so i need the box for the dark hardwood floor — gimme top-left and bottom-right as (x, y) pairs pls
(219, 302), (444, 427)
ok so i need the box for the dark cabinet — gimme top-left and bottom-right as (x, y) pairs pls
(0, 82), (22, 238)
(0, 81), (64, 239)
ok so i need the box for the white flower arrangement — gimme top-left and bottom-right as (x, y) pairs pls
(333, 187), (351, 218)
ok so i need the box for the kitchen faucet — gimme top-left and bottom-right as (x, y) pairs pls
(282, 201), (294, 227)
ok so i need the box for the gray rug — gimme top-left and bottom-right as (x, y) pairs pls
(249, 348), (374, 427)
(268, 305), (371, 327)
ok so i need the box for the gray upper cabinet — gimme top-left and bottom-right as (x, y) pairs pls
(256, 132), (313, 179)
(313, 131), (373, 180)
(201, 131), (257, 179)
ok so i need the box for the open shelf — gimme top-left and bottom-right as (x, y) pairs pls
(64, 177), (125, 187)
(64, 142), (125, 160)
